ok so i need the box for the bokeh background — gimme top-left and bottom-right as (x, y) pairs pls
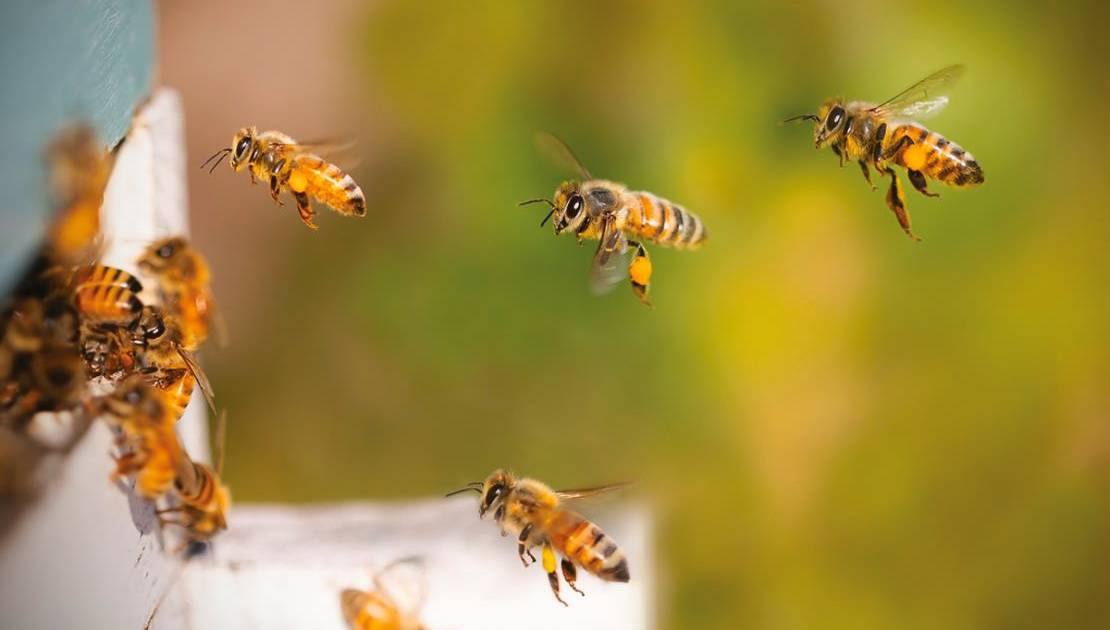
(161, 1), (1109, 628)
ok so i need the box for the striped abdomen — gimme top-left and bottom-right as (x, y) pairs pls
(889, 124), (984, 187)
(159, 373), (195, 420)
(75, 284), (143, 325)
(73, 264), (143, 292)
(176, 461), (219, 507)
(290, 154), (366, 217)
(339, 589), (400, 630)
(547, 510), (630, 582)
(624, 191), (707, 249)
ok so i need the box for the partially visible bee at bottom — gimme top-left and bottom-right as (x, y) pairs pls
(340, 557), (428, 630)
(448, 469), (631, 606)
(100, 378), (183, 501)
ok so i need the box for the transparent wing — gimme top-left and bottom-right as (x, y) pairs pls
(535, 131), (592, 179)
(269, 138), (360, 166)
(555, 481), (633, 502)
(177, 347), (216, 413)
(869, 64), (965, 119)
(589, 215), (627, 296)
(373, 556), (426, 619)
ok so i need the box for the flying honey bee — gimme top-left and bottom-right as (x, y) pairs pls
(159, 410), (230, 544)
(448, 469), (631, 606)
(339, 558), (428, 630)
(131, 306), (216, 415)
(202, 127), (366, 230)
(101, 378), (184, 501)
(786, 64), (984, 240)
(521, 133), (707, 307)
(137, 237), (220, 346)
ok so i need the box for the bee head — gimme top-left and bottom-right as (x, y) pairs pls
(814, 98), (847, 149)
(551, 182), (587, 236)
(138, 237), (185, 274)
(104, 376), (162, 419)
(229, 127), (257, 171)
(478, 469), (515, 519)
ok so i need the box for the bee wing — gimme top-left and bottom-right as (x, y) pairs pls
(589, 214), (628, 296)
(270, 138), (360, 167)
(373, 557), (426, 618)
(555, 481), (633, 502)
(868, 64), (965, 119)
(176, 347), (216, 413)
(535, 131), (593, 180)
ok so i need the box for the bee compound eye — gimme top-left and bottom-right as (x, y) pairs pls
(826, 106), (844, 131)
(157, 244), (174, 258)
(124, 389), (141, 404)
(565, 195), (584, 220)
(235, 137), (251, 160)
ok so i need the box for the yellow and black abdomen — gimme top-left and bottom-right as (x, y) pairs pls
(889, 124), (984, 187)
(548, 511), (630, 583)
(624, 191), (707, 250)
(288, 154), (366, 217)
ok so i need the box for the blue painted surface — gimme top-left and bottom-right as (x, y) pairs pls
(0, 0), (153, 293)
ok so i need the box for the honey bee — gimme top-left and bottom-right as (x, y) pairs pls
(71, 264), (144, 327)
(339, 558), (428, 630)
(159, 410), (230, 544)
(131, 306), (216, 416)
(44, 124), (110, 267)
(0, 299), (87, 427)
(786, 65), (984, 240)
(521, 133), (706, 307)
(101, 378), (184, 500)
(137, 237), (219, 347)
(202, 127), (366, 230)
(449, 469), (631, 606)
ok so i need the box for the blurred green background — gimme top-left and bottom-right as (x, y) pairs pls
(165, 1), (1109, 628)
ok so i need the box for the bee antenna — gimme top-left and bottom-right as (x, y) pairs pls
(445, 486), (482, 498)
(518, 198), (556, 209)
(539, 208), (556, 228)
(200, 148), (231, 173)
(781, 114), (820, 126)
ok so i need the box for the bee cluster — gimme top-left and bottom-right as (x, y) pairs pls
(0, 125), (229, 550)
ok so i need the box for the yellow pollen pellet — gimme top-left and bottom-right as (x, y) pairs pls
(288, 171), (308, 193)
(629, 257), (652, 286)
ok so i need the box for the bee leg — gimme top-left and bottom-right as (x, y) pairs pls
(268, 175), (285, 206)
(626, 240), (653, 308)
(907, 169), (940, 198)
(882, 167), (919, 241)
(292, 191), (319, 231)
(561, 558), (585, 596)
(858, 161), (876, 191)
(518, 524), (536, 567)
(542, 541), (568, 606)
(831, 143), (844, 167)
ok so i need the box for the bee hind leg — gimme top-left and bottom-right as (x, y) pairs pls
(292, 191), (319, 231)
(907, 169), (940, 198)
(882, 167), (919, 241)
(627, 240), (653, 308)
(542, 541), (568, 606)
(561, 558), (585, 596)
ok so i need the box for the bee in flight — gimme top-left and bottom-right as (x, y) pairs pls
(448, 469), (630, 606)
(202, 127), (366, 230)
(786, 64), (984, 239)
(520, 133), (707, 307)
(339, 557), (428, 630)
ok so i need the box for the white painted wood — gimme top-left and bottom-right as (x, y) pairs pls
(176, 499), (653, 630)
(0, 88), (202, 630)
